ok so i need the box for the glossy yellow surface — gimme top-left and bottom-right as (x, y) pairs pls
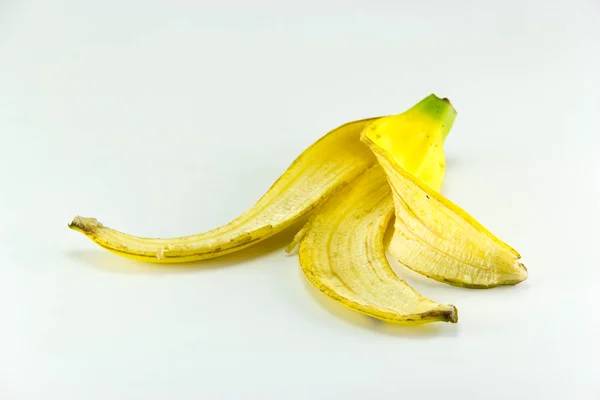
(361, 94), (455, 191)
(296, 95), (458, 324)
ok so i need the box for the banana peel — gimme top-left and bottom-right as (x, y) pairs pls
(68, 93), (528, 326)
(293, 96), (459, 324)
(362, 110), (528, 288)
(69, 117), (380, 263)
(295, 165), (458, 324)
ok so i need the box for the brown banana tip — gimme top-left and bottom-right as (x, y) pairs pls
(519, 262), (528, 272)
(448, 305), (459, 323)
(68, 216), (103, 233)
(431, 93), (451, 105)
(422, 305), (458, 323)
(440, 305), (459, 323)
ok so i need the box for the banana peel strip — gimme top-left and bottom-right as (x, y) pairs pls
(362, 129), (528, 288)
(69, 117), (379, 263)
(295, 165), (458, 324)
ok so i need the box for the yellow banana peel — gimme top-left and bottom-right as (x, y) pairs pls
(293, 95), (458, 324)
(295, 165), (458, 324)
(361, 105), (528, 288)
(69, 117), (379, 263)
(69, 94), (528, 325)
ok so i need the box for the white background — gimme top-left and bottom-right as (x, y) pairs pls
(1, 1), (599, 399)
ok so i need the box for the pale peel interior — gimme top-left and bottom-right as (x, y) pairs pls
(296, 95), (458, 324)
(363, 139), (528, 288)
(69, 117), (380, 263)
(298, 166), (457, 324)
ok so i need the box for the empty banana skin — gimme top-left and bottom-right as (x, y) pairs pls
(69, 93), (528, 326)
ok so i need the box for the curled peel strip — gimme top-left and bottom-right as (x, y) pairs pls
(69, 117), (379, 263)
